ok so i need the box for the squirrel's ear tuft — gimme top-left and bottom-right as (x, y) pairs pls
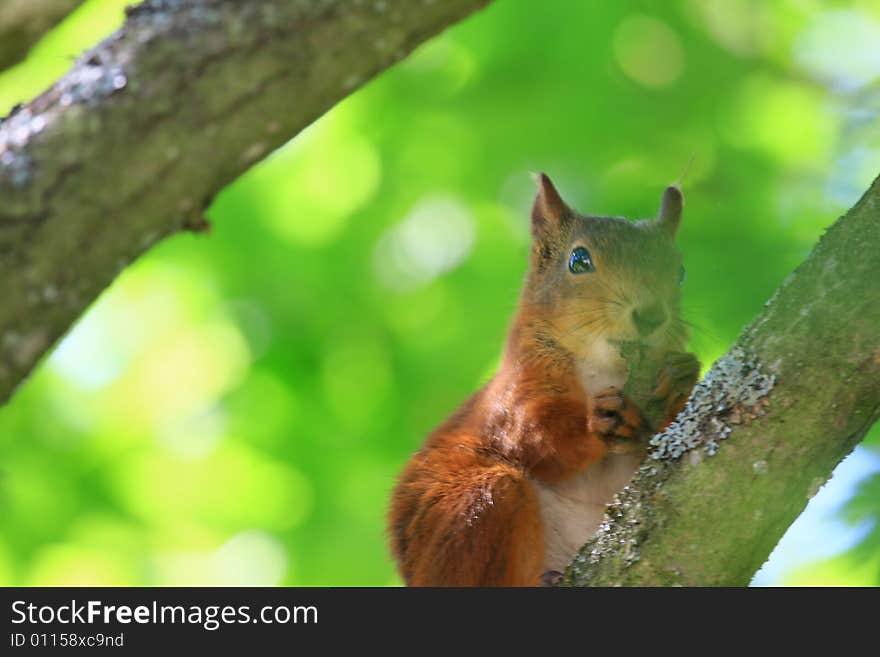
(531, 173), (569, 237)
(657, 184), (683, 235)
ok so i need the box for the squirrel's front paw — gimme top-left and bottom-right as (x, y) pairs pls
(590, 387), (650, 447)
(653, 352), (700, 425)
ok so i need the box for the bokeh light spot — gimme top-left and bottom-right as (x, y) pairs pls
(721, 74), (833, 167)
(27, 546), (134, 586)
(114, 443), (314, 533)
(212, 530), (288, 585)
(794, 10), (880, 91)
(684, 0), (764, 57)
(118, 320), (251, 431)
(373, 197), (476, 290)
(613, 15), (685, 88)
(402, 37), (478, 95)
(156, 405), (227, 461)
(154, 530), (288, 586)
(262, 132), (382, 247)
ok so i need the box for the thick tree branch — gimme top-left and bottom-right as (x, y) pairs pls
(0, 0), (84, 71)
(566, 175), (880, 586)
(0, 0), (492, 403)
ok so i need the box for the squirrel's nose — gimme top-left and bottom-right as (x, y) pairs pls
(632, 304), (667, 337)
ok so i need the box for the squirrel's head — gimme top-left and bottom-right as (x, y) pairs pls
(524, 173), (688, 356)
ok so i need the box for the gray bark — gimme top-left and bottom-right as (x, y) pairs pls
(0, 0), (84, 71)
(0, 0), (492, 403)
(566, 174), (880, 585)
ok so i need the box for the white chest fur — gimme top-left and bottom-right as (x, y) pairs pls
(533, 453), (642, 573)
(576, 339), (627, 395)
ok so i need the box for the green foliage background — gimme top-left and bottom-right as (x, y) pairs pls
(1, 0), (879, 586)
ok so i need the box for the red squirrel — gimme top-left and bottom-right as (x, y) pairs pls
(388, 174), (700, 586)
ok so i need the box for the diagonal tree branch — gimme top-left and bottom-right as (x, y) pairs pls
(0, 0), (493, 404)
(565, 175), (880, 586)
(0, 0), (84, 72)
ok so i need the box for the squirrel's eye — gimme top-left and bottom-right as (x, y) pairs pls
(678, 264), (686, 286)
(568, 247), (594, 274)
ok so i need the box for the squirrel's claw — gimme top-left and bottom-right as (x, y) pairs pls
(591, 387), (650, 445)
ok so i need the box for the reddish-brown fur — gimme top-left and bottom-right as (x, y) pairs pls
(388, 175), (699, 586)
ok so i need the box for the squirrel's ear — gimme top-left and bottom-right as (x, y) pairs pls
(657, 184), (683, 235)
(531, 173), (570, 237)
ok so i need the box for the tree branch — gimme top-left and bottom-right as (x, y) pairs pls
(0, 0), (84, 71)
(0, 0), (492, 404)
(565, 175), (880, 586)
